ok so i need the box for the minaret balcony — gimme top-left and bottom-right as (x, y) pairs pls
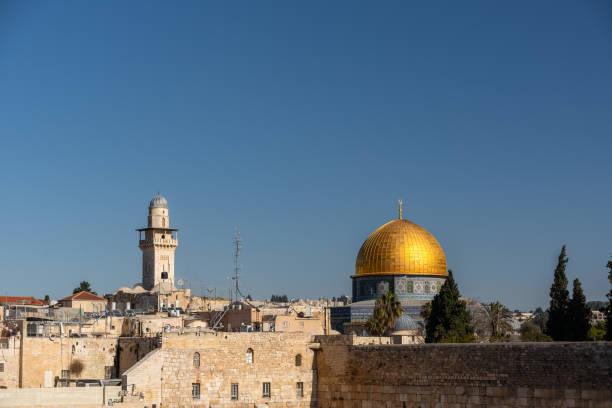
(139, 238), (178, 247)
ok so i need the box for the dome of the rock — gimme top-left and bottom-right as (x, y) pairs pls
(355, 218), (447, 277)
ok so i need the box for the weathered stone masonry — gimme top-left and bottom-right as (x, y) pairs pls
(122, 332), (317, 408)
(121, 333), (612, 408)
(316, 336), (612, 408)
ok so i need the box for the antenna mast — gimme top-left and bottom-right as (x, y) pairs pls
(233, 230), (242, 301)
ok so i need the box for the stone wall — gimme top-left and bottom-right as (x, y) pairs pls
(0, 385), (120, 407)
(1, 318), (157, 389)
(118, 337), (158, 375)
(0, 336), (20, 389)
(20, 336), (118, 387)
(120, 348), (164, 406)
(315, 336), (612, 408)
(121, 331), (317, 408)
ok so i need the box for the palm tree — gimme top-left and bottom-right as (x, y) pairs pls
(380, 291), (403, 332)
(485, 301), (513, 340)
(366, 291), (403, 336)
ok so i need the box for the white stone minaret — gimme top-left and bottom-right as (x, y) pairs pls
(137, 194), (179, 290)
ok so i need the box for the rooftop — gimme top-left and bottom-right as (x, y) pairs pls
(0, 296), (46, 306)
(59, 291), (106, 302)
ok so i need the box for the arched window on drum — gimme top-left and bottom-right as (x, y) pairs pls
(193, 352), (200, 367)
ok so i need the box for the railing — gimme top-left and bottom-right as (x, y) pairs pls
(211, 308), (229, 330)
(138, 238), (178, 246)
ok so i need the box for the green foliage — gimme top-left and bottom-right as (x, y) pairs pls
(423, 270), (475, 343)
(43, 295), (50, 302)
(73, 281), (96, 295)
(270, 294), (288, 302)
(520, 321), (552, 342)
(606, 257), (612, 341)
(567, 278), (590, 341)
(589, 322), (607, 341)
(366, 291), (403, 336)
(489, 332), (511, 342)
(485, 301), (513, 341)
(545, 246), (570, 340)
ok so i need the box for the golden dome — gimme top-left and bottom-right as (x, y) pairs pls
(355, 218), (447, 277)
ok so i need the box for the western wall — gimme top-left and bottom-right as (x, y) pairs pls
(316, 336), (612, 408)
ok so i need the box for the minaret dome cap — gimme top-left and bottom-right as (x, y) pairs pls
(149, 193), (168, 209)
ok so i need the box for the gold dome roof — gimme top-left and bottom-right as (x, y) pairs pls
(355, 218), (447, 277)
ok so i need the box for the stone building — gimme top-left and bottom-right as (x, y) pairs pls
(209, 301), (331, 334)
(121, 332), (317, 407)
(0, 319), (156, 390)
(59, 291), (107, 314)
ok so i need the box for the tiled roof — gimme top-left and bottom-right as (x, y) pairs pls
(59, 291), (106, 302)
(0, 296), (45, 305)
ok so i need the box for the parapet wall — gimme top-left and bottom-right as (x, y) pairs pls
(316, 336), (612, 408)
(0, 386), (117, 407)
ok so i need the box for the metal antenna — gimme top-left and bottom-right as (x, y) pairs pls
(233, 229), (242, 301)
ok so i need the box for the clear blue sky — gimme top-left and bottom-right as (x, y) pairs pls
(1, 1), (611, 310)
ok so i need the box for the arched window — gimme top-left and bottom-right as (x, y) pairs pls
(246, 348), (253, 364)
(295, 354), (302, 366)
(193, 352), (200, 368)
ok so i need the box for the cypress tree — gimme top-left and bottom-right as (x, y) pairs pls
(424, 270), (474, 343)
(567, 278), (590, 341)
(545, 245), (570, 341)
(606, 257), (612, 341)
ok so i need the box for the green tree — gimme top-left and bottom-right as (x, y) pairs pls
(485, 301), (513, 341)
(567, 278), (590, 341)
(545, 245), (570, 340)
(589, 322), (607, 341)
(520, 321), (552, 342)
(43, 295), (50, 302)
(270, 294), (288, 302)
(423, 270), (475, 343)
(606, 257), (612, 341)
(366, 291), (403, 336)
(73, 281), (96, 295)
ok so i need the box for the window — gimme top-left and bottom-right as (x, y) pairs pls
(193, 352), (200, 367)
(295, 354), (302, 366)
(296, 382), (303, 397)
(283, 321), (288, 327)
(231, 383), (239, 400)
(0, 363), (4, 372)
(246, 348), (253, 364)
(263, 382), (271, 398)
(299, 321), (304, 327)
(192, 383), (200, 399)
(61, 370), (70, 379)
(0, 338), (8, 349)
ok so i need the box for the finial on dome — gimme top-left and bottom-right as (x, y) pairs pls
(398, 199), (403, 220)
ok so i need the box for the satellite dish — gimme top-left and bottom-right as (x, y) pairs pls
(177, 279), (184, 286)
